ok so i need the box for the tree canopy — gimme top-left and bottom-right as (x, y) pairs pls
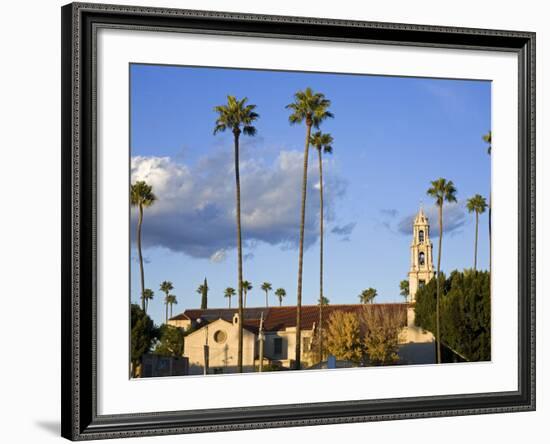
(325, 311), (364, 363)
(131, 304), (158, 376)
(213, 95), (259, 136)
(414, 270), (491, 361)
(359, 288), (377, 304)
(154, 324), (185, 358)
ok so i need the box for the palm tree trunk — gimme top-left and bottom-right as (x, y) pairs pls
(265, 290), (269, 308)
(165, 303), (168, 324)
(244, 290), (247, 308)
(295, 122), (312, 370)
(279, 297), (282, 307)
(474, 211), (479, 271)
(318, 148), (324, 363)
(170, 304), (173, 318)
(137, 204), (145, 311)
(436, 204), (443, 364)
(234, 131), (244, 373)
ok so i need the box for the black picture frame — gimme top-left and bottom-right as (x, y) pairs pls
(61, 2), (536, 440)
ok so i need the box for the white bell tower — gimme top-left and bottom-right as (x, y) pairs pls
(408, 205), (435, 303)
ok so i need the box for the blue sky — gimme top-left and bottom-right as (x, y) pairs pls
(130, 63), (491, 327)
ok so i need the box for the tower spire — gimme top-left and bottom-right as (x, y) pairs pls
(408, 205), (435, 303)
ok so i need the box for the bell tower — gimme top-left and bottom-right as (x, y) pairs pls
(408, 205), (435, 303)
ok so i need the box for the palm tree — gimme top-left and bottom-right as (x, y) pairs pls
(131, 181), (156, 311)
(224, 287), (236, 308)
(359, 288), (377, 304)
(483, 131), (492, 274)
(261, 282), (272, 307)
(318, 295), (329, 305)
(310, 130), (334, 365)
(466, 194), (488, 271)
(483, 130), (492, 155)
(142, 288), (154, 314)
(399, 280), (409, 302)
(286, 87), (333, 370)
(214, 95), (259, 373)
(242, 280), (252, 308)
(275, 288), (286, 307)
(159, 281), (173, 324)
(166, 294), (178, 319)
(427, 177), (458, 364)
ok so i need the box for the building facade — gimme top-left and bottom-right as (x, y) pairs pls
(163, 207), (439, 374)
(169, 305), (407, 374)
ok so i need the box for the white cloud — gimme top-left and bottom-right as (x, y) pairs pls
(130, 149), (347, 258)
(209, 249), (227, 263)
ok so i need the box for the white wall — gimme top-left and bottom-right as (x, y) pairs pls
(0, 0), (546, 443)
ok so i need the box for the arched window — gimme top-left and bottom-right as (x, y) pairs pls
(419, 230), (425, 243)
(419, 252), (425, 266)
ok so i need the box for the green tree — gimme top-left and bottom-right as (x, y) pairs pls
(131, 181), (156, 311)
(483, 130), (492, 155)
(466, 194), (488, 270)
(325, 311), (364, 364)
(214, 96), (259, 372)
(275, 288), (286, 306)
(197, 278), (209, 309)
(310, 130), (334, 366)
(399, 280), (409, 302)
(130, 304), (157, 377)
(224, 287), (236, 308)
(426, 178), (458, 363)
(159, 281), (173, 323)
(318, 295), (330, 305)
(414, 274), (441, 333)
(359, 288), (377, 304)
(415, 270), (491, 361)
(142, 288), (154, 314)
(242, 280), (252, 307)
(286, 87), (333, 370)
(154, 324), (184, 357)
(261, 282), (272, 307)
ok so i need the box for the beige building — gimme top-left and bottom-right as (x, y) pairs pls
(166, 206), (437, 374)
(169, 305), (376, 374)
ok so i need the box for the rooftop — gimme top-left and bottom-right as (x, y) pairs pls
(170, 303), (408, 332)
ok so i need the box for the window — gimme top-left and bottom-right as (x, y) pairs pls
(213, 330), (227, 344)
(419, 280), (426, 288)
(273, 338), (283, 355)
(419, 252), (425, 265)
(419, 230), (424, 243)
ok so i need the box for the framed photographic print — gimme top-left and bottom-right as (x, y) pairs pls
(61, 2), (536, 440)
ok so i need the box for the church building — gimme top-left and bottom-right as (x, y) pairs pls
(164, 205), (437, 374)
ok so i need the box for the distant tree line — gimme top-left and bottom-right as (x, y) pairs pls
(414, 270), (491, 362)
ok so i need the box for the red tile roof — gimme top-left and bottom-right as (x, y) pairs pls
(172, 304), (408, 332)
